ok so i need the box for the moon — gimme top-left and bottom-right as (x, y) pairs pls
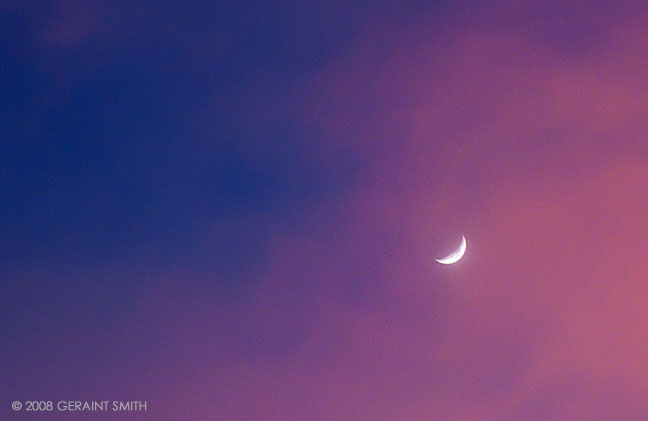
(435, 235), (466, 265)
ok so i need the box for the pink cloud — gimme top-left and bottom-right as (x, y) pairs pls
(249, 3), (648, 417)
(49, 2), (648, 418)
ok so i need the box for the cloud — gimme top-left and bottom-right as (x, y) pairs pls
(190, 2), (648, 418)
(7, 1), (648, 419)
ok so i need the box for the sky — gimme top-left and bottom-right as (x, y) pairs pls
(3, 0), (648, 419)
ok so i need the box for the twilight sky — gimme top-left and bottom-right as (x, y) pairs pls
(3, 1), (648, 419)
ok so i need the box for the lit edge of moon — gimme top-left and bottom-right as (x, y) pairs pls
(435, 235), (466, 265)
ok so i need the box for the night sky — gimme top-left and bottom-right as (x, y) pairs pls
(4, 1), (648, 419)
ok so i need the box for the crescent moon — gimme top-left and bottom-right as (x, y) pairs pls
(435, 235), (466, 265)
